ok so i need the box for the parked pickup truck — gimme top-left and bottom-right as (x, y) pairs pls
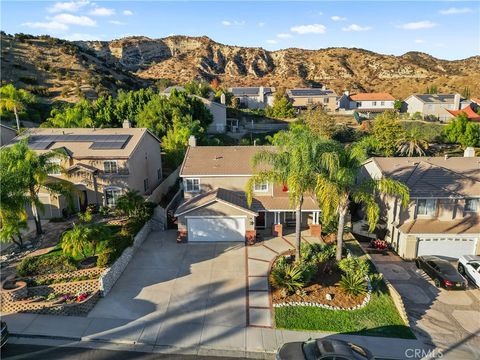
(458, 255), (480, 287)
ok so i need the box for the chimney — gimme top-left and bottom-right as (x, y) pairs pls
(220, 93), (226, 105)
(464, 147), (475, 158)
(344, 90), (350, 97)
(454, 93), (461, 110)
(259, 86), (264, 102)
(122, 120), (131, 129)
(188, 135), (197, 147)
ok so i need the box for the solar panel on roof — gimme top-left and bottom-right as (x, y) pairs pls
(30, 141), (53, 150)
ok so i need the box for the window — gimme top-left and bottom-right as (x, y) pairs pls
(372, 101), (377, 106)
(323, 97), (329, 103)
(185, 178), (200, 192)
(105, 188), (121, 207)
(47, 158), (62, 175)
(307, 97), (313, 104)
(356, 101), (362, 107)
(465, 198), (478, 212)
(157, 168), (162, 181)
(254, 182), (268, 192)
(144, 178), (149, 192)
(104, 160), (118, 174)
(417, 199), (436, 216)
(380, 101), (385, 106)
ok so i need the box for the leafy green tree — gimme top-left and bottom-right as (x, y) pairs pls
(43, 99), (94, 128)
(61, 223), (105, 258)
(444, 113), (480, 147)
(0, 84), (35, 130)
(155, 79), (172, 92)
(303, 105), (336, 138)
(371, 111), (406, 156)
(426, 85), (438, 94)
(315, 145), (410, 261)
(246, 126), (337, 261)
(0, 212), (28, 248)
(396, 127), (429, 156)
(266, 88), (295, 119)
(184, 80), (212, 98)
(393, 99), (403, 111)
(116, 190), (144, 217)
(461, 87), (470, 99)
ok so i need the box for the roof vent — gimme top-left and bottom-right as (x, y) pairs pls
(214, 156), (223, 160)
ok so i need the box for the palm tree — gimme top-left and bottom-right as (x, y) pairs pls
(1, 139), (76, 235)
(315, 146), (410, 261)
(245, 126), (337, 261)
(0, 84), (34, 130)
(61, 223), (105, 259)
(0, 212), (28, 248)
(116, 189), (145, 217)
(396, 128), (429, 156)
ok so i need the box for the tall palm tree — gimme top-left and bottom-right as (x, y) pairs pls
(396, 128), (429, 157)
(0, 84), (34, 130)
(1, 139), (76, 235)
(315, 146), (410, 261)
(245, 126), (337, 261)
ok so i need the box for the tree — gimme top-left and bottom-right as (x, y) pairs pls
(155, 79), (172, 92)
(396, 127), (429, 156)
(0, 84), (35, 130)
(184, 80), (212, 98)
(462, 87), (471, 99)
(444, 113), (480, 148)
(371, 111), (406, 156)
(303, 105), (336, 138)
(265, 88), (295, 119)
(0, 212), (28, 248)
(43, 99), (94, 128)
(116, 190), (145, 217)
(1, 139), (76, 235)
(61, 223), (105, 258)
(245, 126), (337, 261)
(426, 85), (438, 94)
(210, 79), (220, 91)
(393, 99), (403, 111)
(315, 146), (410, 261)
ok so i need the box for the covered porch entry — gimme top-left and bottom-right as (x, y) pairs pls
(254, 210), (322, 237)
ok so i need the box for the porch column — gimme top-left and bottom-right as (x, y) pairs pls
(309, 211), (322, 237)
(272, 211), (283, 237)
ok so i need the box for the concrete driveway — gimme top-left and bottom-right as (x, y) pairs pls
(88, 230), (248, 351)
(367, 249), (480, 359)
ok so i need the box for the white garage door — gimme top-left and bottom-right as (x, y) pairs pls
(417, 237), (477, 259)
(187, 217), (246, 242)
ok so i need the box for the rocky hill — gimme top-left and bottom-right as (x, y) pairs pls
(2, 33), (479, 102)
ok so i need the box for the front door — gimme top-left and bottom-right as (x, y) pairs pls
(255, 211), (266, 229)
(79, 190), (88, 212)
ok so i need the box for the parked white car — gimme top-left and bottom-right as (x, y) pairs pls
(458, 255), (480, 287)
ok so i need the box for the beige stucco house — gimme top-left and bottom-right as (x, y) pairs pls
(9, 124), (163, 219)
(175, 142), (321, 243)
(403, 93), (471, 121)
(228, 87), (275, 110)
(361, 153), (480, 260)
(286, 88), (338, 112)
(338, 92), (395, 114)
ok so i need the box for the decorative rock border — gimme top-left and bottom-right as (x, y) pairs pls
(273, 278), (373, 311)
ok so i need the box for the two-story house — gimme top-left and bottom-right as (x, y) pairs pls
(9, 123), (163, 219)
(286, 88), (338, 112)
(338, 92), (395, 114)
(361, 153), (480, 260)
(174, 140), (321, 243)
(228, 87), (275, 110)
(403, 93), (471, 121)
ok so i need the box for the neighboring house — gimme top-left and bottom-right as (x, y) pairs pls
(446, 103), (480, 122)
(0, 123), (17, 146)
(361, 152), (480, 260)
(338, 92), (395, 114)
(175, 141), (321, 243)
(7, 123), (163, 219)
(286, 88), (337, 112)
(403, 93), (471, 121)
(228, 87), (275, 109)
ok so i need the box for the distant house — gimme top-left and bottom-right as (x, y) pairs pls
(228, 87), (275, 110)
(338, 92), (395, 114)
(446, 104), (480, 122)
(0, 124), (17, 146)
(403, 93), (471, 121)
(286, 88), (338, 112)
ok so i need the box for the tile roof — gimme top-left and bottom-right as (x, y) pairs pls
(446, 104), (480, 121)
(11, 128), (159, 159)
(349, 93), (395, 101)
(180, 146), (274, 176)
(370, 157), (480, 197)
(399, 215), (480, 234)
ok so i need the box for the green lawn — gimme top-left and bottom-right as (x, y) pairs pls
(275, 290), (415, 339)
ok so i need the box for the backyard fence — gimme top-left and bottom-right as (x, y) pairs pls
(147, 166), (180, 204)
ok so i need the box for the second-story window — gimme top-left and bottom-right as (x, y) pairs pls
(47, 158), (62, 175)
(104, 160), (118, 174)
(417, 199), (436, 216)
(254, 182), (268, 192)
(185, 178), (200, 192)
(465, 198), (479, 212)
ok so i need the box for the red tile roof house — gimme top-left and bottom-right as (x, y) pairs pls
(338, 92), (396, 116)
(174, 140), (321, 243)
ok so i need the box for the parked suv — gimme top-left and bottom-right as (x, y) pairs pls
(458, 255), (480, 288)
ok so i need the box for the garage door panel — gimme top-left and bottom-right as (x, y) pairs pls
(417, 237), (476, 259)
(188, 217), (245, 242)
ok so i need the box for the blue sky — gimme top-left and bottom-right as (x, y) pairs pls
(1, 1), (479, 60)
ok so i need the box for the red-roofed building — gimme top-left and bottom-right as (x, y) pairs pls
(446, 104), (480, 121)
(338, 91), (396, 113)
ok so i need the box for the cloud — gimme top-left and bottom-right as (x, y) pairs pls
(22, 21), (69, 31)
(63, 33), (101, 41)
(342, 24), (372, 32)
(414, 39), (425, 44)
(397, 20), (437, 30)
(48, 1), (90, 13)
(109, 20), (126, 25)
(90, 7), (115, 16)
(439, 7), (472, 15)
(258, 22), (265, 27)
(50, 13), (96, 26)
(290, 24), (326, 34)
(221, 20), (231, 26)
(277, 33), (293, 38)
(266, 39), (278, 44)
(221, 20), (245, 26)
(123, 10), (133, 16)
(331, 16), (346, 21)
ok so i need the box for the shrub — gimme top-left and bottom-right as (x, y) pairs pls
(270, 263), (305, 296)
(339, 272), (368, 296)
(368, 273), (384, 294)
(96, 249), (112, 268)
(17, 255), (76, 277)
(338, 256), (370, 278)
(297, 261), (317, 284)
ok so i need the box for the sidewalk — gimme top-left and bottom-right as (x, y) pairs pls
(3, 312), (431, 359)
